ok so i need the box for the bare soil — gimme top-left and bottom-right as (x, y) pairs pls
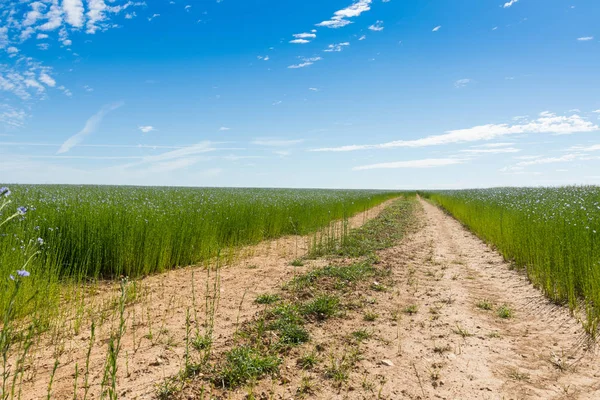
(18, 199), (393, 399)
(18, 197), (600, 399)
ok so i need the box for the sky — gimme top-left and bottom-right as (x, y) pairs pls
(0, 0), (599, 190)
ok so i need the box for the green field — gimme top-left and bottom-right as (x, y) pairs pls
(423, 187), (600, 333)
(0, 185), (400, 317)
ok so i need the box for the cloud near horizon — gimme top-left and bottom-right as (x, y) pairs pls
(353, 158), (465, 170)
(312, 112), (599, 152)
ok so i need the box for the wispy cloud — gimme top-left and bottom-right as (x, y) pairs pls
(57, 102), (124, 154)
(288, 57), (322, 69)
(432, 25), (441, 32)
(515, 154), (580, 167)
(252, 138), (304, 147)
(0, 104), (28, 128)
(577, 36), (594, 41)
(569, 144), (600, 152)
(472, 142), (515, 148)
(368, 20), (384, 31)
(460, 147), (521, 154)
(219, 126), (230, 131)
(139, 125), (155, 133)
(324, 42), (350, 52)
(316, 0), (372, 29)
(353, 158), (465, 170)
(312, 112), (599, 152)
(503, 0), (519, 8)
(454, 78), (472, 88)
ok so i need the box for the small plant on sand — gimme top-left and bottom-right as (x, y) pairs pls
(215, 346), (281, 388)
(297, 351), (319, 370)
(453, 324), (473, 338)
(403, 304), (419, 315)
(255, 293), (280, 305)
(302, 295), (340, 321)
(351, 329), (372, 343)
(363, 311), (379, 321)
(291, 259), (305, 267)
(476, 299), (493, 310)
(497, 305), (513, 319)
(297, 375), (316, 396)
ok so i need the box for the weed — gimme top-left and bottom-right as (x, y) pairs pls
(351, 329), (372, 342)
(507, 368), (530, 381)
(476, 299), (494, 310)
(363, 311), (379, 321)
(403, 304), (419, 315)
(497, 305), (513, 319)
(370, 282), (387, 292)
(296, 375), (316, 396)
(255, 294), (280, 305)
(302, 295), (340, 321)
(155, 378), (180, 400)
(453, 324), (473, 338)
(215, 346), (281, 388)
(297, 352), (318, 370)
(192, 334), (213, 351)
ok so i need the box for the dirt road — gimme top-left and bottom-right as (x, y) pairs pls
(350, 198), (600, 399)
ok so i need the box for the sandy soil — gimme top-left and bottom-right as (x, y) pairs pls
(18, 199), (394, 400)
(18, 197), (600, 399)
(209, 198), (600, 400)
(350, 198), (600, 399)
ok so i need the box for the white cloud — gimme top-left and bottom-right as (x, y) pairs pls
(309, 87), (319, 91)
(358, 35), (366, 40)
(316, 0), (372, 29)
(219, 126), (230, 131)
(36, 33), (49, 39)
(577, 36), (594, 41)
(592, 109), (600, 113)
(513, 155), (542, 160)
(288, 57), (322, 69)
(39, 72), (56, 87)
(368, 20), (384, 31)
(515, 154), (579, 166)
(324, 42), (350, 52)
(252, 138), (304, 147)
(569, 144), (600, 152)
(460, 147), (521, 154)
(138, 125), (155, 133)
(432, 25), (441, 32)
(353, 158), (465, 170)
(57, 102), (124, 154)
(39, 2), (65, 31)
(293, 33), (317, 39)
(290, 39), (310, 44)
(503, 0), (519, 8)
(472, 142), (515, 148)
(0, 104), (28, 128)
(135, 142), (216, 164)
(273, 150), (291, 157)
(63, 0), (85, 28)
(312, 112), (599, 152)
(454, 78), (471, 88)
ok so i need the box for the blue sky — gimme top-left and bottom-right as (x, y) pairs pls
(0, 0), (599, 189)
